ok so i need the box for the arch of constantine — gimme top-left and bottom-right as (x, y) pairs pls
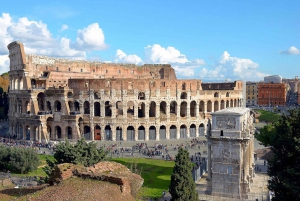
(7, 41), (244, 142)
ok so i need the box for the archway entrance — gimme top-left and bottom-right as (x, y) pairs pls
(149, 126), (156, 140)
(190, 124), (196, 138)
(116, 127), (122, 141)
(127, 126), (135, 141)
(94, 125), (101, 140)
(105, 125), (112, 141)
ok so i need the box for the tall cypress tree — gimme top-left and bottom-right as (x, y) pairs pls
(169, 148), (198, 201)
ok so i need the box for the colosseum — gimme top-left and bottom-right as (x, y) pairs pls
(7, 41), (244, 142)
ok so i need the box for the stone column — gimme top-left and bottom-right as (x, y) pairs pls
(23, 125), (27, 140)
(156, 103), (160, 118)
(134, 126), (138, 141)
(177, 102), (180, 118)
(176, 126), (180, 139)
(196, 102), (199, 118)
(187, 101), (190, 118)
(90, 122), (94, 140)
(166, 103), (170, 122)
(145, 127), (149, 141)
(38, 125), (42, 142)
(156, 126), (160, 140)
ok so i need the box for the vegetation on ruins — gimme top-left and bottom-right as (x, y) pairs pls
(169, 148), (198, 201)
(255, 108), (300, 201)
(44, 138), (108, 177)
(0, 145), (39, 174)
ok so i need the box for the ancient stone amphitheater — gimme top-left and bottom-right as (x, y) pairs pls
(8, 41), (244, 142)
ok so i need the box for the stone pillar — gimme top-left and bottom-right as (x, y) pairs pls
(196, 102), (199, 118)
(187, 102), (190, 118)
(176, 126), (180, 139)
(204, 102), (207, 113)
(156, 103), (160, 118)
(38, 125), (42, 142)
(177, 102), (180, 118)
(156, 126), (160, 140)
(134, 102), (138, 119)
(100, 102), (105, 117)
(134, 127), (138, 141)
(166, 103), (170, 122)
(111, 125), (116, 141)
(23, 125), (27, 140)
(145, 127), (149, 141)
(90, 122), (94, 140)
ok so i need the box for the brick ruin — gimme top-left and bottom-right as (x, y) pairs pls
(48, 161), (144, 196)
(8, 41), (244, 142)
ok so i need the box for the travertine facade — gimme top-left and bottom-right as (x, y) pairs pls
(206, 108), (255, 198)
(8, 41), (244, 142)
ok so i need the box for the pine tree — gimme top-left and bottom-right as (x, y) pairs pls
(256, 108), (300, 201)
(169, 148), (198, 201)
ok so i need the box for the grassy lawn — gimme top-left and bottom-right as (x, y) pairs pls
(255, 109), (281, 123)
(112, 158), (174, 199)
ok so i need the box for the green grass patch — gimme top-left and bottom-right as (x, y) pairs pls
(112, 158), (174, 199)
(255, 109), (281, 123)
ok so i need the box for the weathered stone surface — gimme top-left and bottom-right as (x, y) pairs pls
(7, 41), (244, 143)
(48, 161), (143, 196)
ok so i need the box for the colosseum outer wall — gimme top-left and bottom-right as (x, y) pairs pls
(7, 41), (244, 142)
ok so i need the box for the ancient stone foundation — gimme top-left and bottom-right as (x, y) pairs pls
(49, 161), (144, 196)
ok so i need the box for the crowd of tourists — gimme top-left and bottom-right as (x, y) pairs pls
(0, 137), (55, 153)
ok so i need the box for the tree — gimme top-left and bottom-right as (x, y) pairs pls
(169, 148), (198, 201)
(255, 108), (300, 201)
(44, 138), (108, 177)
(0, 145), (39, 174)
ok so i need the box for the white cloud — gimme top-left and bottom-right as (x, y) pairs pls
(144, 44), (189, 64)
(0, 12), (112, 71)
(61, 24), (68, 31)
(280, 46), (300, 55)
(199, 51), (267, 81)
(0, 55), (9, 75)
(72, 23), (107, 51)
(114, 49), (143, 65)
(144, 44), (205, 77)
(0, 13), (13, 54)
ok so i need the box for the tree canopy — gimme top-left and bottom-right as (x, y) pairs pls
(255, 108), (300, 201)
(169, 148), (198, 201)
(44, 138), (108, 176)
(0, 145), (39, 174)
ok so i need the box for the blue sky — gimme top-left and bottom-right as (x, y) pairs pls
(0, 1), (299, 81)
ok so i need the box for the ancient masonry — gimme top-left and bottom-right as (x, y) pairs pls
(8, 41), (244, 142)
(206, 107), (255, 198)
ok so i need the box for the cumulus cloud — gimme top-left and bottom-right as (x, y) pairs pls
(0, 12), (111, 70)
(280, 46), (300, 55)
(144, 44), (205, 77)
(199, 51), (267, 81)
(61, 24), (68, 31)
(0, 55), (9, 75)
(0, 13), (13, 54)
(114, 49), (143, 65)
(72, 23), (108, 51)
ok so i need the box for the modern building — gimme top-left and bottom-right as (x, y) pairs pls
(245, 82), (258, 107)
(206, 107), (255, 198)
(8, 41), (244, 142)
(257, 75), (287, 106)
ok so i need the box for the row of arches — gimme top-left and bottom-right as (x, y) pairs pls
(19, 123), (206, 141)
(33, 91), (242, 117)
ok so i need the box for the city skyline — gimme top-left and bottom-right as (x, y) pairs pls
(0, 0), (299, 81)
